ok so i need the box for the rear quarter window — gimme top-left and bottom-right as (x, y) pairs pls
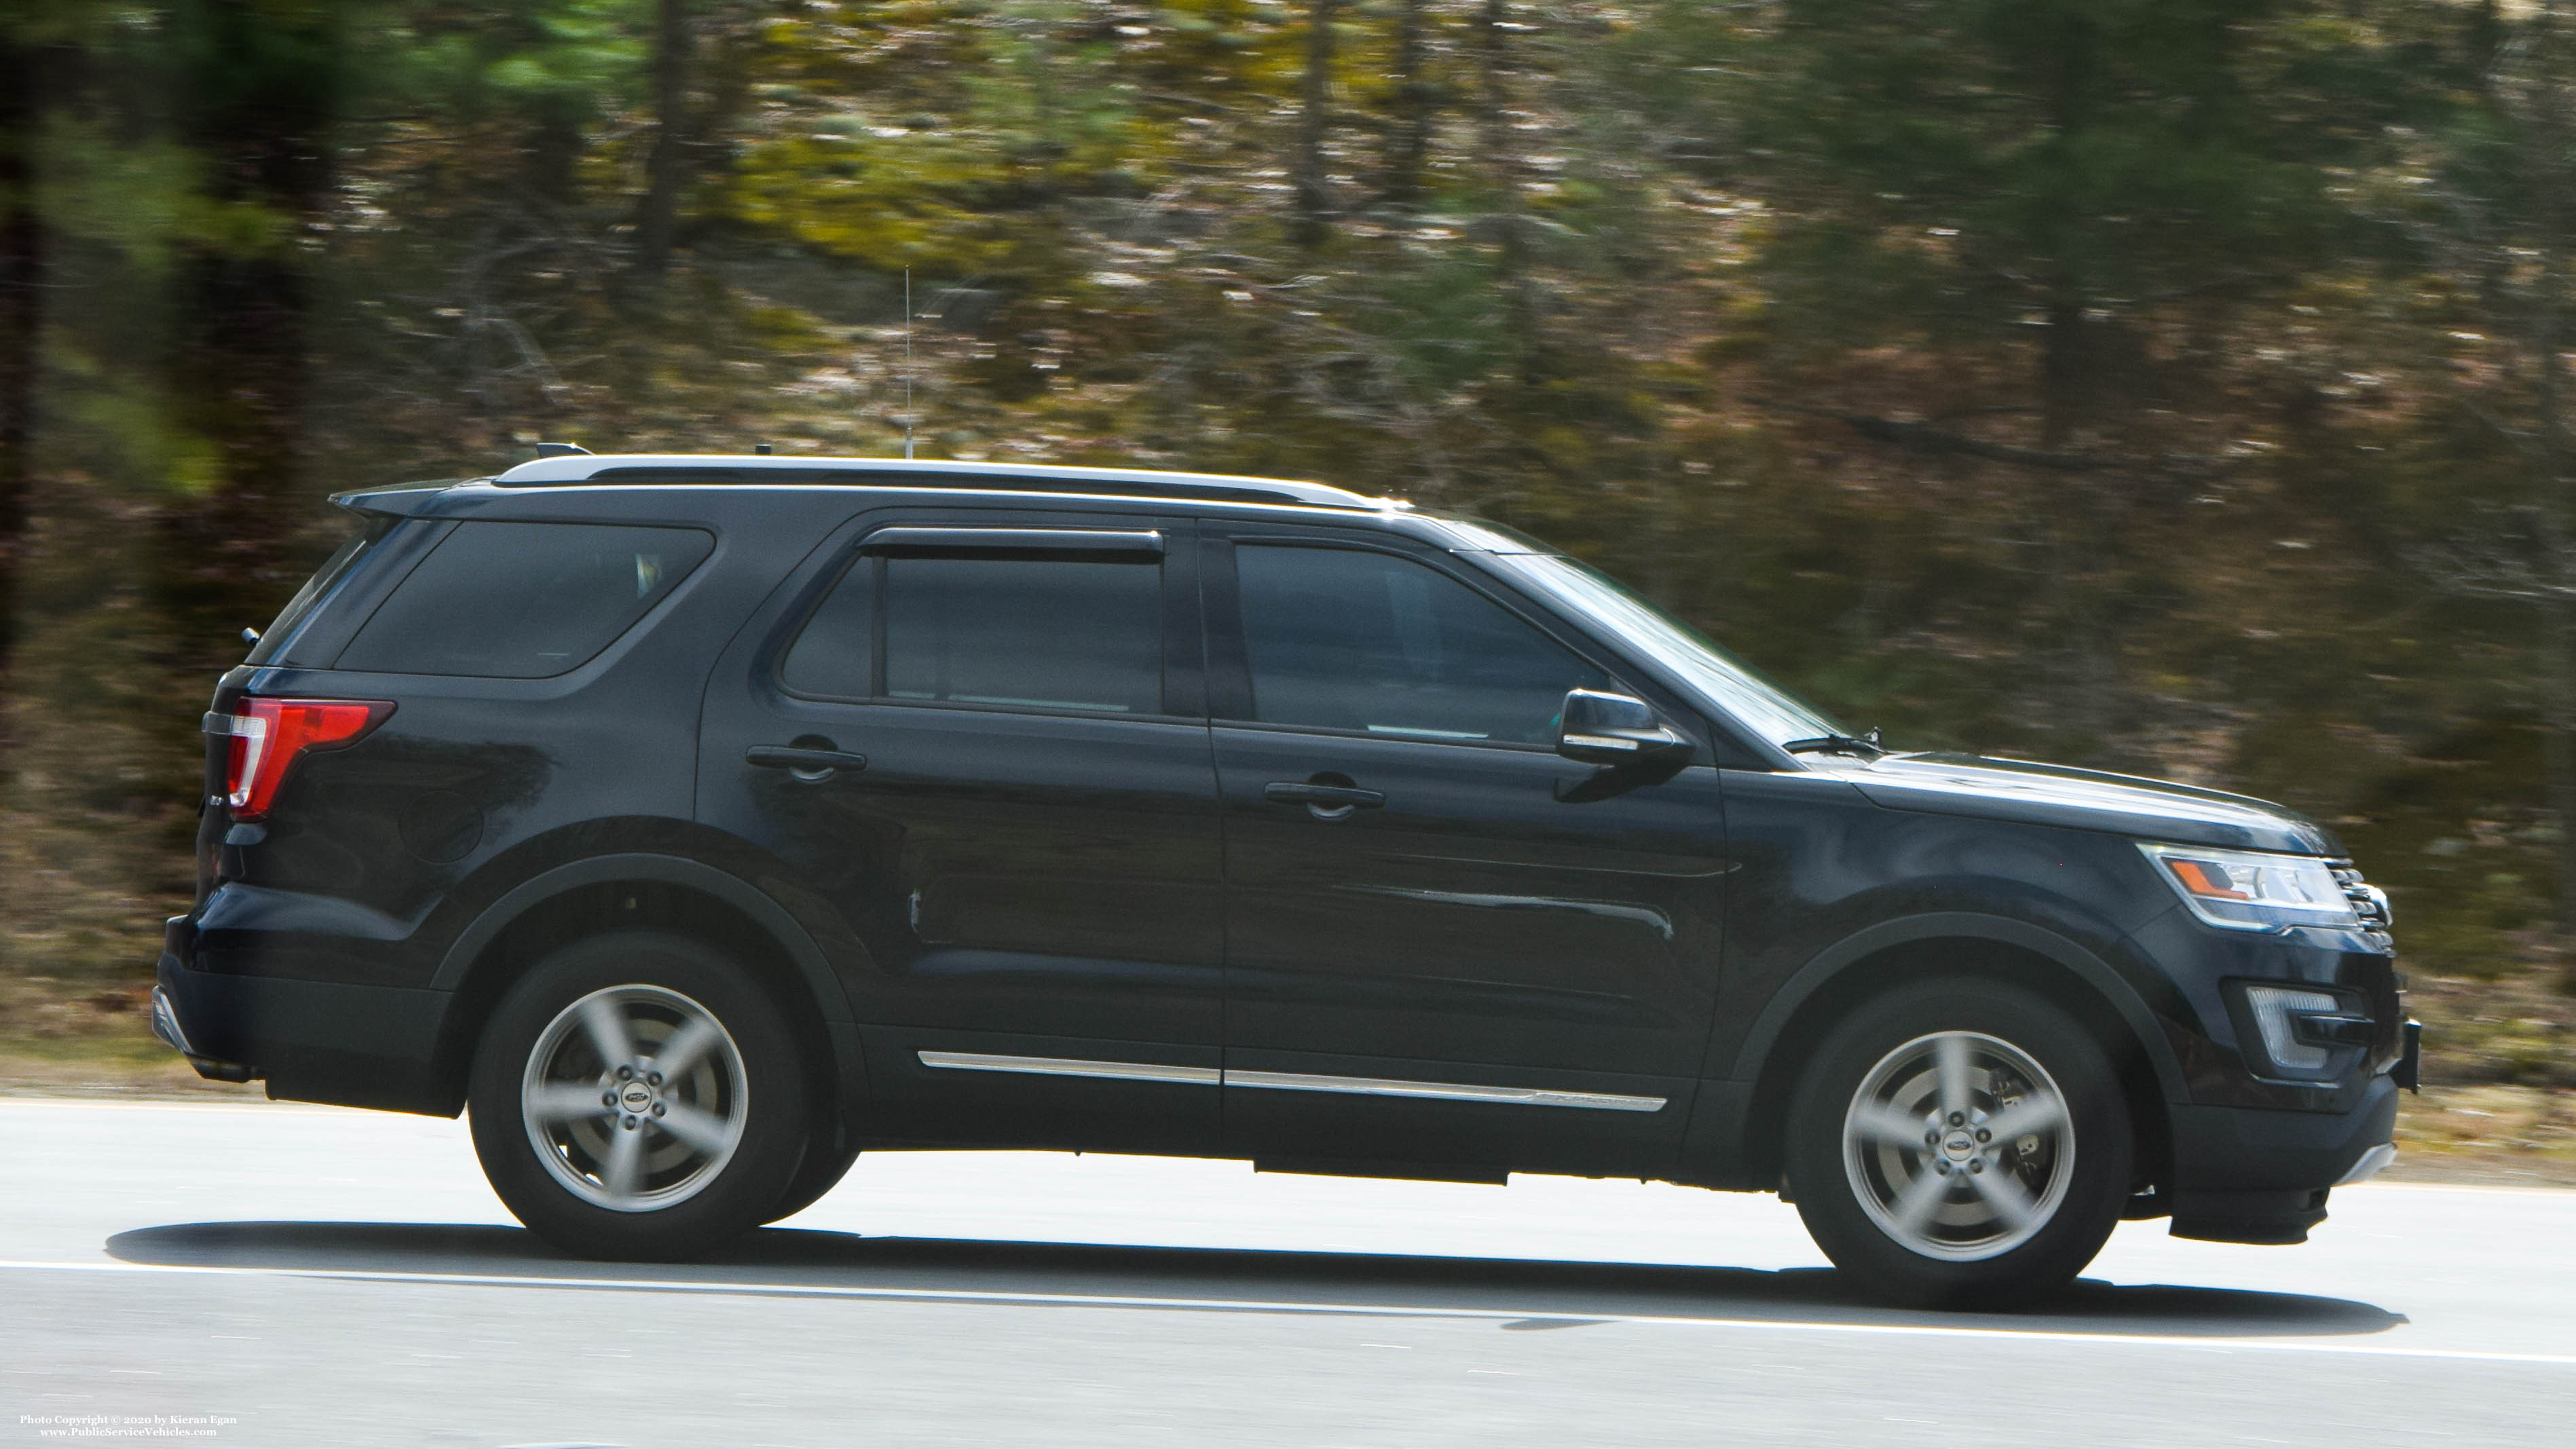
(333, 521), (713, 678)
(244, 518), (394, 667)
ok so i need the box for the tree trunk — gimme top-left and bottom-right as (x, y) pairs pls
(1381, 0), (1434, 208)
(0, 28), (40, 691)
(2030, 10), (2110, 753)
(2471, 0), (2506, 79)
(1291, 0), (1341, 247)
(1476, 0), (1538, 375)
(2528, 274), (2576, 940)
(2038, 292), (2087, 451)
(164, 0), (339, 655)
(635, 0), (692, 278)
(2034, 11), (2097, 453)
(2528, 6), (2576, 941)
(2545, 567), (2576, 941)
(526, 92), (585, 203)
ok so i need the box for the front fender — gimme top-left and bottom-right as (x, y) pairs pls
(1723, 911), (2187, 1103)
(1673, 911), (2190, 1192)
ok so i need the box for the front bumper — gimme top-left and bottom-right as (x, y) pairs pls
(2163, 1072), (2402, 1244)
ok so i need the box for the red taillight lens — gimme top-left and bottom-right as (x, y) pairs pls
(215, 698), (393, 820)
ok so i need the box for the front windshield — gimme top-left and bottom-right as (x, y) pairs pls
(1486, 550), (1851, 749)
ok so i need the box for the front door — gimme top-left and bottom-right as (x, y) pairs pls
(1204, 531), (1730, 1178)
(697, 510), (1225, 1154)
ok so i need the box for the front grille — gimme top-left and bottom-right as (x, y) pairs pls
(2324, 861), (2404, 1069)
(2326, 859), (2393, 945)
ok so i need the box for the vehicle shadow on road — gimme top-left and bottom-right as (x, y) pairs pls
(103, 1221), (2406, 1338)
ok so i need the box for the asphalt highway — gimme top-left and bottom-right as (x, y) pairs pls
(5, 1097), (2573, 1448)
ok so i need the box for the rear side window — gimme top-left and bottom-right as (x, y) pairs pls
(781, 554), (1162, 715)
(244, 519), (392, 666)
(335, 522), (713, 678)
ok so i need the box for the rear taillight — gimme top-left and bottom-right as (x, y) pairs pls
(206, 698), (394, 820)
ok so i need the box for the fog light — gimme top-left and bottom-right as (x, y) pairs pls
(2243, 983), (2341, 1074)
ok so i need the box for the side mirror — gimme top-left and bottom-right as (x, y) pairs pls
(1557, 689), (1690, 766)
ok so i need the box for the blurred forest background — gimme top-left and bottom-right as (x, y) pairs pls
(1, 0), (2572, 1172)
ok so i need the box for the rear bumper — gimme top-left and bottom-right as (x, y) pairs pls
(2162, 1073), (2401, 1244)
(147, 982), (256, 1083)
(155, 917), (459, 1116)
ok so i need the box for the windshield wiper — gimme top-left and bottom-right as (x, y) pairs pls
(1781, 728), (1885, 759)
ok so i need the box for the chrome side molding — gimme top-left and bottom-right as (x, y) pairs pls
(1224, 1068), (1664, 1112)
(915, 1051), (1221, 1086)
(914, 1051), (1666, 1112)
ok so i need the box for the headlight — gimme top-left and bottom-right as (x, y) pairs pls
(2138, 842), (2362, 933)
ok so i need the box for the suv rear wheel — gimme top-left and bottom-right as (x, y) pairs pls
(1785, 977), (2131, 1310)
(468, 931), (807, 1260)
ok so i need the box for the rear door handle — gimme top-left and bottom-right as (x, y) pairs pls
(1264, 782), (1385, 814)
(747, 745), (870, 780)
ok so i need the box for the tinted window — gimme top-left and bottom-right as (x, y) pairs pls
(875, 556), (1162, 714)
(335, 522), (712, 678)
(1491, 550), (1849, 749)
(779, 559), (875, 698)
(246, 516), (393, 667)
(1233, 545), (1607, 745)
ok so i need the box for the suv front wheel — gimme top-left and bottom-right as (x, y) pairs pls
(468, 931), (808, 1260)
(1785, 977), (2131, 1310)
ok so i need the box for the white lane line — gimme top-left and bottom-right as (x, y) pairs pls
(0, 1098), (343, 1114)
(6, 1258), (2575, 1368)
(2363, 1180), (2576, 1199)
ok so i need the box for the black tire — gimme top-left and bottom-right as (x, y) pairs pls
(764, 1136), (861, 1225)
(468, 930), (808, 1261)
(1784, 977), (2131, 1311)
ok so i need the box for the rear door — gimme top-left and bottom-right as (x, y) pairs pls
(696, 508), (1225, 1154)
(1204, 527), (1730, 1178)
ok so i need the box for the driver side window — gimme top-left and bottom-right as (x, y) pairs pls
(1231, 544), (1609, 745)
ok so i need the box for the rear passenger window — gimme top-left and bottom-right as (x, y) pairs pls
(335, 522), (713, 678)
(781, 554), (1163, 715)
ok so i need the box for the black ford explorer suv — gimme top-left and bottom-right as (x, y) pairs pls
(152, 453), (2416, 1309)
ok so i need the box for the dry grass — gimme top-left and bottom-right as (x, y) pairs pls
(2387, 1083), (2576, 1186)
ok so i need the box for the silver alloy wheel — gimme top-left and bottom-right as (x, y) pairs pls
(1842, 1030), (2074, 1262)
(519, 984), (749, 1213)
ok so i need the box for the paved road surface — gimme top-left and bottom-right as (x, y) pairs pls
(5, 1097), (2572, 1447)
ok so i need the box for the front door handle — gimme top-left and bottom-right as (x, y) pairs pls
(1264, 781), (1385, 818)
(747, 745), (870, 780)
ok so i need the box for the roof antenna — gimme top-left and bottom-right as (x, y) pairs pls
(902, 268), (916, 461)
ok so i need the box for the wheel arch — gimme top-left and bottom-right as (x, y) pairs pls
(1728, 914), (2184, 1194)
(428, 854), (861, 1125)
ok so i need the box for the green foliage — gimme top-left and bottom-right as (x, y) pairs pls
(5, 0), (2576, 1086)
